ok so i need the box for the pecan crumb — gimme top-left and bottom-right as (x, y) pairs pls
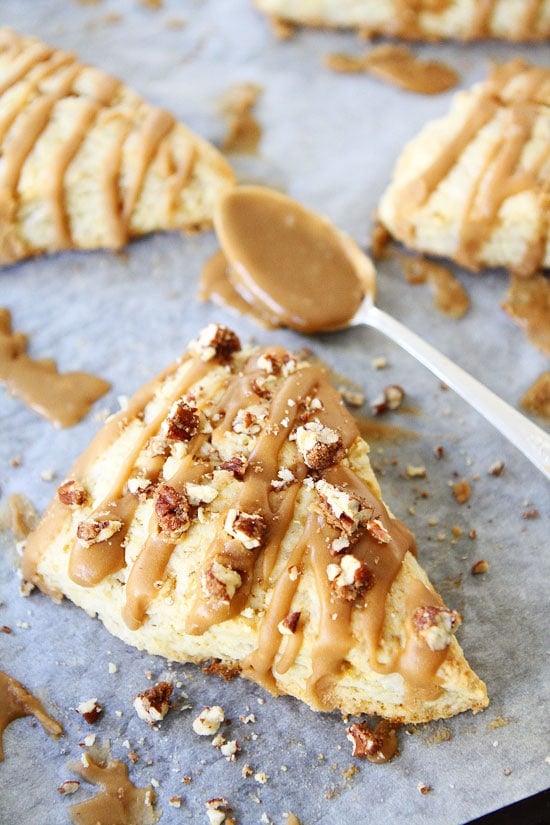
(452, 478), (471, 504)
(371, 384), (404, 415)
(488, 460), (505, 477)
(471, 559), (489, 575)
(191, 324), (241, 363)
(202, 659), (240, 681)
(413, 605), (461, 650)
(278, 611), (301, 635)
(57, 780), (80, 796)
(294, 421), (343, 470)
(346, 719), (398, 762)
(164, 401), (200, 442)
(522, 508), (539, 520)
(76, 698), (102, 724)
(224, 508), (267, 550)
(57, 479), (89, 507)
(193, 706), (225, 736)
(77, 518), (122, 546)
(154, 483), (191, 537)
(418, 783), (433, 795)
(133, 681), (173, 724)
(327, 555), (375, 602)
(220, 454), (247, 479)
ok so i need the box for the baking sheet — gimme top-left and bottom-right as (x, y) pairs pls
(0, 1), (549, 823)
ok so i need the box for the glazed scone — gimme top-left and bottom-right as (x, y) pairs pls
(23, 324), (488, 724)
(255, 0), (550, 41)
(0, 28), (234, 266)
(378, 59), (550, 276)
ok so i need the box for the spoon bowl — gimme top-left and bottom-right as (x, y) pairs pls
(213, 186), (550, 479)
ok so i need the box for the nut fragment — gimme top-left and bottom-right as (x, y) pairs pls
(295, 421), (343, 470)
(154, 483), (191, 537)
(232, 406), (266, 435)
(164, 401), (200, 442)
(57, 780), (80, 796)
(220, 454), (247, 479)
(203, 561), (243, 603)
(314, 479), (374, 536)
(190, 324), (241, 363)
(192, 706), (225, 736)
(471, 559), (489, 575)
(277, 611), (301, 635)
(224, 508), (267, 550)
(133, 681), (173, 724)
(76, 698), (102, 724)
(452, 479), (471, 504)
(413, 605), (462, 651)
(327, 555), (374, 602)
(76, 518), (122, 546)
(57, 479), (88, 507)
(371, 384), (404, 415)
(205, 797), (232, 825)
(346, 719), (398, 762)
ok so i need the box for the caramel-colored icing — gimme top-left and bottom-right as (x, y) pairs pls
(221, 82), (263, 155)
(502, 273), (550, 356)
(400, 255), (470, 318)
(0, 671), (62, 761)
(390, 60), (550, 276)
(67, 755), (159, 825)
(209, 185), (375, 333)
(22, 325), (468, 711)
(325, 44), (459, 95)
(0, 308), (110, 427)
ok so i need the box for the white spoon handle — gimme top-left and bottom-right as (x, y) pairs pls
(361, 305), (550, 480)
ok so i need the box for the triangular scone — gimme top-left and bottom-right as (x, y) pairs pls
(255, 0), (550, 41)
(378, 59), (550, 277)
(0, 28), (234, 266)
(23, 324), (488, 723)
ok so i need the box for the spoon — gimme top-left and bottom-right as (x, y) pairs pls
(212, 186), (550, 480)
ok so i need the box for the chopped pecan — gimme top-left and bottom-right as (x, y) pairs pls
(76, 698), (102, 724)
(471, 559), (489, 575)
(278, 610), (301, 635)
(314, 479), (374, 536)
(347, 721), (396, 761)
(232, 406), (266, 435)
(190, 324), (241, 363)
(295, 421), (343, 470)
(57, 479), (89, 507)
(58, 780), (80, 796)
(452, 478), (471, 504)
(327, 554), (374, 602)
(220, 454), (247, 479)
(250, 375), (273, 399)
(412, 604), (462, 650)
(270, 467), (296, 491)
(224, 508), (267, 550)
(164, 401), (200, 442)
(193, 705), (225, 736)
(203, 561), (242, 603)
(76, 518), (122, 546)
(133, 681), (173, 724)
(154, 483), (191, 537)
(371, 384), (405, 415)
(365, 517), (391, 544)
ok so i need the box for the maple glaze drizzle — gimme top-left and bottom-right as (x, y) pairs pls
(0, 308), (110, 428)
(391, 60), (550, 276)
(0, 671), (62, 761)
(22, 326), (461, 707)
(0, 28), (195, 262)
(67, 755), (159, 825)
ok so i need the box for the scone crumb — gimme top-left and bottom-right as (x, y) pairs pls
(452, 479), (471, 504)
(169, 796), (182, 808)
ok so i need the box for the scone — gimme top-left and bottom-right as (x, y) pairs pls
(0, 28), (234, 266)
(23, 324), (488, 724)
(255, 0), (550, 41)
(378, 59), (550, 276)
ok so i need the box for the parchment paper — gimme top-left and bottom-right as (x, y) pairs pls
(0, 2), (548, 823)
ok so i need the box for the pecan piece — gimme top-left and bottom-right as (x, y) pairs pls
(164, 401), (200, 442)
(224, 508), (267, 550)
(314, 479), (374, 536)
(77, 518), (122, 546)
(154, 483), (191, 537)
(327, 554), (374, 602)
(371, 384), (405, 415)
(202, 561), (242, 603)
(347, 720), (398, 762)
(57, 479), (89, 507)
(76, 698), (103, 724)
(295, 421), (343, 470)
(278, 610), (301, 635)
(220, 454), (247, 479)
(412, 604), (462, 651)
(190, 324), (241, 363)
(133, 681), (173, 724)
